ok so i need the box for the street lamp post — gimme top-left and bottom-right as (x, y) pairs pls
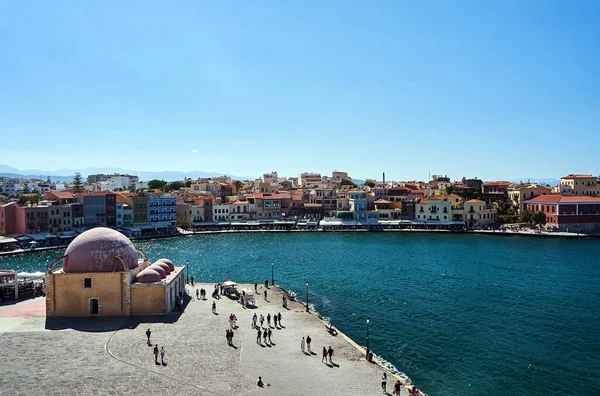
(271, 261), (274, 287)
(366, 316), (370, 359)
(306, 281), (309, 312)
(186, 260), (189, 284)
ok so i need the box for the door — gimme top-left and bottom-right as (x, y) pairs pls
(90, 298), (99, 315)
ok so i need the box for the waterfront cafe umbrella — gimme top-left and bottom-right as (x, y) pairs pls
(222, 281), (237, 287)
(29, 241), (37, 245)
(17, 271), (46, 279)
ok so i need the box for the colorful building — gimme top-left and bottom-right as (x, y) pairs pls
(559, 174), (599, 196)
(523, 195), (600, 232)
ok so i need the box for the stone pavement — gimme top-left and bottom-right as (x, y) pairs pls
(0, 283), (415, 395)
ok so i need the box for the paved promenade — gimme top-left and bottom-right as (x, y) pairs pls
(0, 283), (416, 395)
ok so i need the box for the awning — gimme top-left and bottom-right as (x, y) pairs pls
(38, 232), (57, 238)
(137, 224), (155, 230)
(26, 234), (47, 241)
(0, 237), (18, 244)
(17, 271), (46, 279)
(123, 226), (141, 232)
(319, 220), (343, 227)
(193, 222), (217, 226)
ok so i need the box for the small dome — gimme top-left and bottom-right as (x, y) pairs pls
(157, 258), (175, 271)
(153, 261), (171, 275)
(63, 228), (139, 273)
(136, 268), (162, 283)
(149, 264), (166, 279)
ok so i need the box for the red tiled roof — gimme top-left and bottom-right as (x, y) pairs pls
(253, 193), (281, 199)
(524, 195), (600, 203)
(466, 199), (485, 203)
(483, 181), (510, 187)
(410, 190), (426, 195)
(417, 198), (428, 204)
(45, 191), (75, 199)
(561, 174), (596, 179)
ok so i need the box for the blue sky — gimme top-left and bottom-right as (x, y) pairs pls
(0, 1), (598, 181)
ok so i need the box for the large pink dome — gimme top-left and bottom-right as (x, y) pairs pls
(63, 228), (139, 273)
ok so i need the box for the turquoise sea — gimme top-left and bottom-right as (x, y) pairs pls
(2, 232), (599, 395)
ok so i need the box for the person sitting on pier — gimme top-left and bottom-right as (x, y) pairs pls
(327, 323), (337, 336)
(409, 385), (421, 395)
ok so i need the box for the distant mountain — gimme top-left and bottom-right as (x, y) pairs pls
(508, 178), (561, 186)
(0, 165), (255, 182)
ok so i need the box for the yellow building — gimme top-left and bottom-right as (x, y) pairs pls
(46, 227), (185, 317)
(560, 174), (599, 196)
(453, 199), (498, 226)
(508, 184), (553, 213)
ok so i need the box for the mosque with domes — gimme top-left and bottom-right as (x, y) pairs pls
(46, 227), (186, 317)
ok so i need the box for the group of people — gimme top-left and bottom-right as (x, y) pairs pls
(381, 372), (419, 395)
(321, 346), (334, 364)
(229, 313), (238, 328)
(196, 288), (207, 300)
(256, 326), (274, 345)
(146, 328), (166, 365)
(252, 312), (283, 329)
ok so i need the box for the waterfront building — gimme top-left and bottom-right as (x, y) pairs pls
(347, 190), (368, 220)
(453, 199), (498, 226)
(148, 194), (177, 233)
(116, 202), (133, 228)
(131, 196), (149, 224)
(176, 204), (206, 228)
(47, 203), (72, 234)
(374, 199), (403, 219)
(46, 227), (185, 317)
(77, 192), (117, 228)
(213, 203), (231, 222)
(70, 203), (84, 229)
(192, 197), (214, 223)
(523, 195), (600, 232)
(415, 196), (452, 222)
(229, 200), (252, 221)
(253, 193), (281, 219)
(508, 184), (553, 213)
(559, 174), (599, 196)
(0, 201), (16, 236)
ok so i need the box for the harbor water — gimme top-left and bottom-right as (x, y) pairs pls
(1, 232), (599, 395)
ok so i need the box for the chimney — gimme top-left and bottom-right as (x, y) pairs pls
(383, 172), (386, 184)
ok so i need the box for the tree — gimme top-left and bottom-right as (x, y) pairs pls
(364, 181), (376, 188)
(31, 189), (39, 195)
(167, 181), (185, 191)
(185, 180), (192, 188)
(520, 209), (532, 224)
(234, 180), (243, 192)
(73, 172), (84, 193)
(22, 184), (30, 194)
(532, 211), (546, 225)
(128, 179), (137, 193)
(340, 179), (358, 188)
(148, 179), (167, 190)
(444, 185), (455, 195)
(18, 196), (27, 205)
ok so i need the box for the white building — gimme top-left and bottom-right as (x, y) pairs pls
(263, 172), (278, 184)
(213, 203), (231, 222)
(299, 173), (322, 187)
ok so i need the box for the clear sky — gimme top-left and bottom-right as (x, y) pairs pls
(0, 1), (598, 181)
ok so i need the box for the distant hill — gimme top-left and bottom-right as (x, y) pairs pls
(0, 164), (255, 182)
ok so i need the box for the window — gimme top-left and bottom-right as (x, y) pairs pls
(84, 278), (92, 288)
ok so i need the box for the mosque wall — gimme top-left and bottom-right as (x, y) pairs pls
(49, 272), (127, 316)
(130, 285), (167, 315)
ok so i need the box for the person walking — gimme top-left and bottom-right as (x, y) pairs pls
(301, 337), (306, 353)
(263, 329), (268, 344)
(267, 313), (271, 327)
(257, 328), (262, 344)
(273, 314), (278, 328)
(160, 346), (165, 365)
(306, 335), (312, 353)
(153, 344), (159, 364)
(190, 275), (194, 286)
(382, 373), (388, 393)
(212, 301), (217, 314)
(327, 346), (333, 363)
(196, 289), (199, 299)
(260, 314), (264, 328)
(264, 290), (267, 300)
(267, 328), (272, 344)
(277, 312), (282, 326)
(252, 313), (257, 328)
(322, 347), (327, 363)
(254, 283), (258, 293)
(394, 380), (402, 396)
(226, 329), (231, 345)
(146, 328), (151, 345)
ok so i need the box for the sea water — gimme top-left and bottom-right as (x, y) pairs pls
(2, 232), (599, 395)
